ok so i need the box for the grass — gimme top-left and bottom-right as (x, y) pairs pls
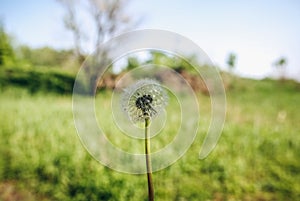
(0, 77), (300, 201)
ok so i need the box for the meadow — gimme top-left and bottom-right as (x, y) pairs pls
(0, 77), (300, 201)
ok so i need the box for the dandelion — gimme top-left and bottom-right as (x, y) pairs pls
(121, 78), (168, 201)
(121, 79), (168, 123)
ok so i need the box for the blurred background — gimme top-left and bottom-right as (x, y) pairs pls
(0, 0), (299, 201)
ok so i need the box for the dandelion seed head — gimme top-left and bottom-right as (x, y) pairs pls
(121, 79), (168, 123)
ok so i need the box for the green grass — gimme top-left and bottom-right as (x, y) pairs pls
(0, 78), (300, 201)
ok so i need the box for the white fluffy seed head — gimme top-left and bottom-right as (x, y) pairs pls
(121, 79), (168, 123)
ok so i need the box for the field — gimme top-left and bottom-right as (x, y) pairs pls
(0, 78), (300, 201)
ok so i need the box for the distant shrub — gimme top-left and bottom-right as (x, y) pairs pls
(0, 67), (76, 94)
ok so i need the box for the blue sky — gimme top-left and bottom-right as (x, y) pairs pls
(1, 0), (300, 80)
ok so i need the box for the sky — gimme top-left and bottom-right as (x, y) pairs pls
(1, 0), (300, 80)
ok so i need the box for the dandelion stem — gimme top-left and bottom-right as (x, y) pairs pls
(145, 117), (154, 201)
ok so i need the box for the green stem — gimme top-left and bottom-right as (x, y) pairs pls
(145, 117), (154, 201)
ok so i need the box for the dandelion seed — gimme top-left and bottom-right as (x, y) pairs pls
(121, 79), (168, 123)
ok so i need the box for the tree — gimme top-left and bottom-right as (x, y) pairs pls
(87, 0), (132, 49)
(57, 0), (134, 61)
(57, 0), (136, 94)
(17, 45), (73, 68)
(56, 0), (85, 62)
(226, 52), (237, 73)
(0, 22), (15, 66)
(126, 56), (140, 71)
(147, 50), (197, 73)
(273, 57), (287, 80)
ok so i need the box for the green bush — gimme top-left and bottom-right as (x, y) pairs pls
(0, 67), (76, 94)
